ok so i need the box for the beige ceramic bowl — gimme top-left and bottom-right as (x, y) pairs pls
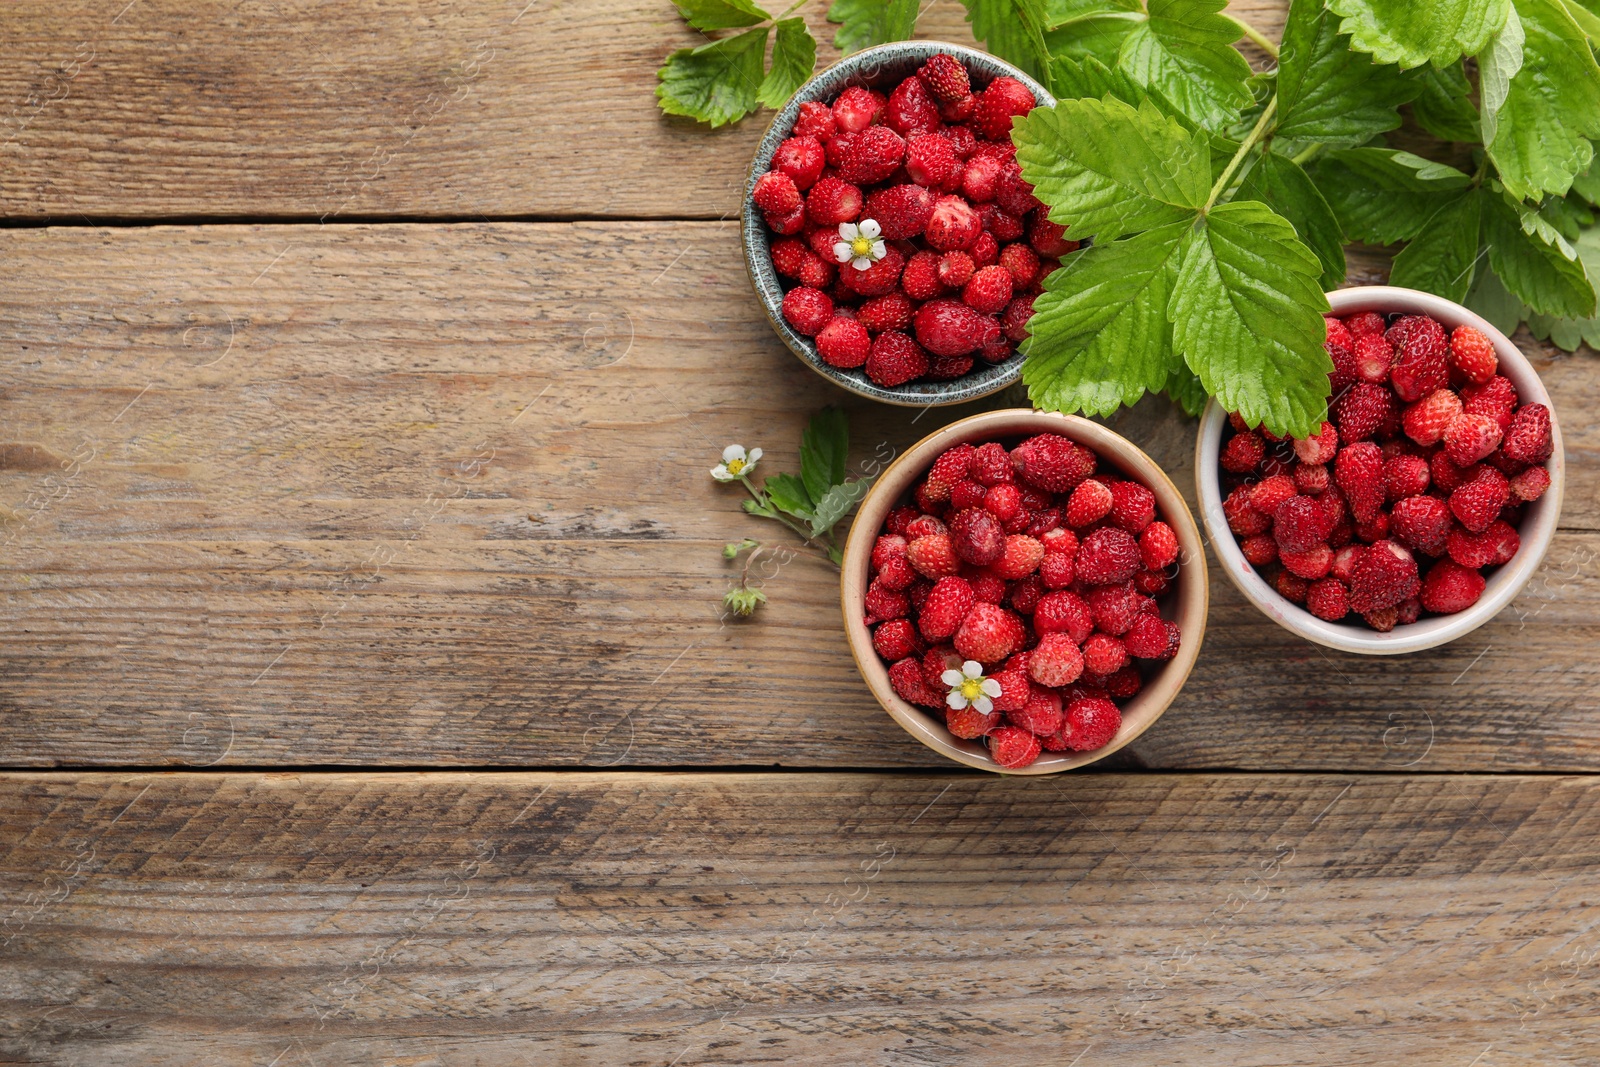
(842, 409), (1208, 773)
(1195, 285), (1565, 655)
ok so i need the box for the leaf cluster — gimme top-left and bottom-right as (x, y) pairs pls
(657, 1), (819, 126)
(742, 407), (874, 565)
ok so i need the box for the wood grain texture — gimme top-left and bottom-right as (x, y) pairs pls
(2, 223), (1597, 770)
(1, 771), (1597, 1066)
(0, 0), (1285, 221)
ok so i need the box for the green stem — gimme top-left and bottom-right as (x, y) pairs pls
(738, 475), (839, 566)
(1290, 142), (1324, 166)
(1204, 95), (1279, 212)
(1227, 13), (1280, 59)
(776, 0), (808, 17)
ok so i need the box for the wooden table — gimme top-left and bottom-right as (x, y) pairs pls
(2, 2), (1597, 1063)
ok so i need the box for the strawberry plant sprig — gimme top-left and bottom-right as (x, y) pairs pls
(658, 0), (820, 127)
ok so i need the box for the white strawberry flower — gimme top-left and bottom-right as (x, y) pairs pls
(942, 659), (1002, 714)
(834, 219), (886, 271)
(711, 444), (762, 482)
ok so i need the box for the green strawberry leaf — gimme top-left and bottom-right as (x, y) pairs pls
(1164, 364), (1209, 417)
(1022, 221), (1190, 417)
(674, 0), (769, 31)
(1169, 200), (1333, 438)
(961, 0), (1057, 89)
(1274, 0), (1419, 145)
(758, 18), (817, 109)
(1528, 223), (1600, 343)
(1044, 12), (1145, 63)
(1560, 0), (1600, 37)
(799, 406), (849, 504)
(1483, 0), (1600, 200)
(1013, 95), (1210, 242)
(762, 472), (815, 520)
(1540, 193), (1595, 240)
(1326, 0), (1512, 68)
(1386, 189), (1485, 301)
(1307, 148), (1471, 244)
(656, 27), (769, 127)
(825, 0), (919, 52)
(1483, 184), (1598, 316)
(1117, 0), (1256, 130)
(809, 478), (874, 538)
(1049, 52), (1149, 104)
(1405, 60), (1481, 141)
(1464, 264), (1531, 334)
(1236, 150), (1347, 288)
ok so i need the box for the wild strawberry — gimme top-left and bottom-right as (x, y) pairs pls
(1240, 534), (1278, 566)
(836, 126), (906, 185)
(947, 704), (1002, 738)
(1446, 521), (1506, 569)
(1065, 479), (1113, 527)
(832, 85), (882, 132)
(793, 100), (837, 141)
(973, 76), (1036, 140)
(1421, 558), (1486, 614)
(841, 245), (905, 297)
(1220, 431), (1266, 473)
(1041, 526), (1077, 555)
(1079, 633), (1126, 676)
(950, 507), (1005, 566)
(924, 445), (974, 504)
(862, 183), (935, 240)
(1334, 442), (1386, 523)
(937, 250), (976, 288)
(1509, 464), (1551, 502)
(969, 572), (1007, 604)
(805, 176), (863, 225)
(1363, 606), (1399, 631)
(899, 250), (943, 300)
(1449, 467), (1509, 533)
(1354, 511), (1391, 542)
(956, 479), (989, 512)
(1389, 495), (1452, 555)
(753, 171), (802, 215)
(765, 204), (806, 234)
(886, 75), (940, 136)
(1012, 434), (1095, 493)
(1388, 315), (1449, 402)
(864, 329), (928, 386)
(1348, 539), (1419, 613)
(993, 297), (1033, 347)
(1008, 573), (1044, 614)
(989, 534), (1044, 580)
(1120, 614), (1166, 659)
(1484, 518), (1521, 563)
(956, 442), (1006, 488)
(1273, 494), (1331, 553)
(1352, 332), (1393, 383)
(1304, 577), (1350, 621)
(959, 153), (1004, 202)
(1281, 543), (1334, 579)
(1327, 341), (1359, 392)
(1225, 485), (1272, 536)
(864, 577), (910, 623)
(925, 195), (983, 251)
(1249, 474), (1296, 517)
(872, 532), (908, 569)
(885, 506), (919, 537)
(970, 231), (1000, 267)
(1029, 215), (1078, 258)
(772, 136), (826, 190)
(1027, 633), (1084, 687)
(995, 242), (1040, 288)
(918, 53), (971, 103)
(904, 133), (958, 187)
(1107, 481), (1156, 534)
(954, 602), (1025, 663)
(981, 483), (1022, 522)
(1344, 311), (1386, 338)
(1330, 544), (1365, 583)
(1087, 582), (1140, 635)
(1294, 463), (1330, 495)
(962, 264), (1014, 314)
(1462, 375), (1518, 432)
(1449, 325), (1497, 384)
(1024, 506), (1063, 538)
(1294, 421), (1339, 465)
(848, 295), (908, 337)
(877, 554), (916, 591)
(912, 298), (997, 356)
(1039, 548), (1075, 587)
(1502, 404), (1554, 465)
(796, 254), (835, 289)
(1276, 569), (1310, 603)
(989, 725), (1041, 768)
(907, 532), (960, 577)
(1325, 315), (1353, 350)
(1057, 696), (1121, 752)
(918, 575), (975, 640)
(872, 618), (922, 660)
(815, 315), (871, 368)
(1140, 521), (1179, 571)
(985, 668), (1031, 713)
(1443, 412), (1503, 466)
(1075, 527), (1142, 585)
(1334, 382), (1392, 442)
(889, 656), (944, 708)
(1430, 452), (1477, 493)
(781, 287), (833, 336)
(1034, 590), (1095, 643)
(1403, 389), (1463, 446)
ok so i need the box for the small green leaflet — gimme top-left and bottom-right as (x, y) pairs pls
(758, 18), (817, 109)
(1405, 60), (1480, 141)
(1236, 150), (1347, 289)
(1327, 0), (1511, 68)
(825, 0), (919, 53)
(1169, 200), (1333, 438)
(1117, 0), (1256, 130)
(1273, 0), (1418, 145)
(1483, 0), (1600, 200)
(809, 479), (874, 538)
(1044, 11), (1144, 63)
(1022, 222), (1189, 417)
(1012, 95), (1210, 242)
(961, 0), (1057, 89)
(1387, 189), (1484, 301)
(1477, 6), (1524, 145)
(674, 0), (768, 31)
(1482, 184), (1598, 316)
(1308, 148), (1470, 244)
(656, 27), (768, 127)
(1528, 224), (1600, 347)
(1049, 53), (1148, 104)
(799, 406), (849, 506)
(1164, 364), (1209, 417)
(760, 472), (815, 521)
(1540, 194), (1595, 240)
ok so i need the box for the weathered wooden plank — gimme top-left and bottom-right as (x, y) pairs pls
(0, 771), (1595, 1065)
(2, 223), (1597, 770)
(0, 0), (1286, 221)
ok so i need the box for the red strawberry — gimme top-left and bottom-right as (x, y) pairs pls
(1345, 311), (1386, 337)
(1443, 412), (1503, 466)
(864, 329), (929, 386)
(772, 136), (827, 189)
(924, 445), (974, 503)
(968, 441), (1013, 486)
(1224, 485), (1272, 537)
(1034, 590), (1094, 643)
(1065, 479), (1113, 527)
(815, 315), (871, 368)
(1249, 473), (1297, 517)
(1002, 295), (1037, 345)
(1306, 578), (1350, 621)
(925, 195), (983, 251)
(1240, 534), (1278, 566)
(1220, 431), (1266, 473)
(1281, 544), (1334, 580)
(973, 76), (1036, 140)
(907, 532), (961, 577)
(1387, 314), (1449, 402)
(912, 298), (997, 356)
(962, 265), (1014, 314)
(794, 100), (838, 142)
(947, 705), (1002, 739)
(1039, 547), (1075, 588)
(864, 183), (936, 239)
(1029, 215), (1078, 258)
(1109, 480), (1156, 533)
(836, 126), (906, 185)
(989, 534), (1045, 580)
(805, 176), (863, 226)
(1462, 375), (1518, 432)
(1348, 539), (1419, 613)
(1325, 315), (1353, 350)
(1056, 697), (1121, 752)
(904, 134), (958, 187)
(1140, 521), (1179, 571)
(831, 86), (881, 132)
(1352, 332), (1393, 383)
(886, 76), (940, 136)
(1012, 434), (1096, 493)
(918, 576), (975, 640)
(968, 571), (1006, 604)
(1294, 463), (1330, 495)
(1293, 421), (1339, 465)
(950, 507), (1005, 565)
(889, 656), (944, 708)
(1081, 633), (1127, 676)
(864, 578), (910, 623)
(1420, 558), (1486, 614)
(1028, 633), (1084, 687)
(877, 554), (916, 591)
(1448, 325), (1497, 384)
(1334, 382), (1393, 442)
(937, 250), (976, 288)
(753, 171), (802, 215)
(1087, 582), (1140, 635)
(872, 618), (922, 660)
(960, 153), (1005, 202)
(901, 250), (943, 300)
(954, 603), (1026, 663)
(1509, 464), (1551, 502)
(1274, 494), (1334, 553)
(1502, 404), (1554, 464)
(1389, 495), (1452, 555)
(781, 287), (834, 336)
(1334, 442), (1386, 523)
(1123, 614), (1171, 659)
(1402, 389), (1463, 446)
(841, 246), (905, 297)
(856, 292), (915, 334)
(1276, 569), (1311, 603)
(988, 725), (1041, 768)
(918, 54), (971, 103)
(1449, 467), (1510, 533)
(1076, 527), (1143, 584)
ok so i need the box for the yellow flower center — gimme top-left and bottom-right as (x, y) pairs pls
(959, 677), (985, 700)
(850, 235), (875, 258)
(726, 458), (747, 475)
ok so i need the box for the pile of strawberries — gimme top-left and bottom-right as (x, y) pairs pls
(865, 433), (1185, 769)
(751, 53), (1072, 388)
(1218, 311), (1554, 631)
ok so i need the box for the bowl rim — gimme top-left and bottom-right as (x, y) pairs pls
(1194, 284), (1565, 656)
(842, 408), (1209, 773)
(742, 40), (1055, 408)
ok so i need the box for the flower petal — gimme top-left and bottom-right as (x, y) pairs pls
(852, 257), (872, 271)
(711, 465), (734, 481)
(980, 678), (1002, 698)
(747, 447), (763, 463)
(941, 669), (964, 687)
(859, 218), (881, 239)
(973, 696), (993, 715)
(946, 691), (967, 710)
(837, 222), (858, 240)
(962, 660), (983, 678)
(869, 239), (886, 260)
(834, 242), (853, 263)
(722, 444), (745, 463)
